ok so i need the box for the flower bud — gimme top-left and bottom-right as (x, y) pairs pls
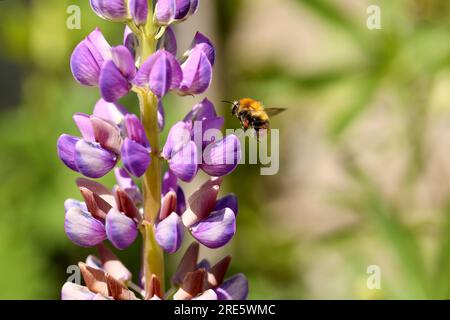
(105, 208), (139, 250)
(179, 47), (213, 95)
(155, 0), (199, 26)
(90, 0), (129, 22)
(70, 28), (111, 86)
(133, 50), (182, 98)
(129, 0), (148, 25)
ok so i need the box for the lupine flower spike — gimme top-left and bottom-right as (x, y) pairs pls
(59, 0), (248, 300)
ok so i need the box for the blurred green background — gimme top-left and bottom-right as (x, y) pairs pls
(1, 0), (450, 299)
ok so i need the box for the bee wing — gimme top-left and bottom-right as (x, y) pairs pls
(265, 108), (287, 117)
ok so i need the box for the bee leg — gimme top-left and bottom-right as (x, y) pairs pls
(255, 129), (261, 142)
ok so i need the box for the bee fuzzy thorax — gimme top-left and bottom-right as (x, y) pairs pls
(238, 98), (265, 112)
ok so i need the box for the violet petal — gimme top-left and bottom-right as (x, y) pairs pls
(70, 28), (111, 86)
(129, 0), (148, 25)
(74, 139), (117, 178)
(89, 0), (129, 22)
(214, 194), (238, 216)
(155, 0), (176, 25)
(169, 140), (198, 182)
(176, 185), (187, 214)
(186, 32), (215, 65)
(93, 99), (128, 127)
(174, 0), (191, 20)
(105, 208), (138, 250)
(133, 50), (182, 98)
(57, 134), (81, 172)
(162, 170), (178, 195)
(123, 26), (138, 58)
(201, 134), (241, 177)
(183, 98), (217, 122)
(99, 60), (132, 102)
(159, 26), (177, 56)
(124, 114), (150, 147)
(121, 138), (151, 177)
(215, 274), (249, 300)
(73, 113), (95, 142)
(188, 0), (199, 17)
(64, 199), (88, 213)
(155, 212), (184, 254)
(111, 45), (136, 79)
(90, 116), (122, 154)
(162, 121), (192, 159)
(65, 207), (107, 247)
(190, 208), (236, 249)
(179, 49), (212, 95)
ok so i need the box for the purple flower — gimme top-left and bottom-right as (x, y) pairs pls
(70, 28), (111, 86)
(57, 114), (121, 179)
(154, 171), (188, 254)
(62, 262), (138, 300)
(171, 243), (247, 300)
(156, 175), (237, 252)
(71, 29), (136, 102)
(184, 98), (224, 146)
(190, 208), (236, 249)
(155, 211), (184, 253)
(133, 49), (182, 98)
(64, 179), (141, 250)
(100, 45), (136, 102)
(179, 47), (212, 95)
(178, 33), (215, 95)
(161, 99), (240, 181)
(121, 114), (152, 177)
(90, 0), (129, 22)
(201, 134), (241, 177)
(181, 177), (238, 248)
(155, 0), (199, 26)
(129, 0), (148, 26)
(57, 103), (151, 178)
(215, 274), (249, 300)
(106, 207), (139, 250)
(65, 206), (107, 247)
(162, 121), (199, 182)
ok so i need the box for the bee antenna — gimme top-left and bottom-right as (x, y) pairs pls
(222, 100), (234, 104)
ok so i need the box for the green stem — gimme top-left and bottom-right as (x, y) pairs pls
(139, 91), (164, 294)
(137, 0), (165, 295)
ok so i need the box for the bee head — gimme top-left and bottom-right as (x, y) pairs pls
(231, 100), (239, 116)
(222, 100), (240, 116)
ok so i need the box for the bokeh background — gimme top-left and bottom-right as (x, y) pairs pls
(1, 0), (450, 299)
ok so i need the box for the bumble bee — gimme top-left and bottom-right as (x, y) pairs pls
(224, 98), (286, 138)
